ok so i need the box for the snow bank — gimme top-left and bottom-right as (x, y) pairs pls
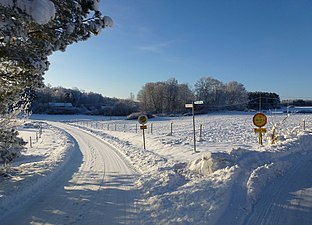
(188, 152), (234, 176)
(246, 161), (291, 201)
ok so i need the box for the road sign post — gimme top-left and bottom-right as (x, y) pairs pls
(185, 101), (204, 153)
(253, 112), (267, 145)
(254, 127), (267, 145)
(141, 125), (147, 149)
(192, 103), (196, 152)
(138, 115), (148, 150)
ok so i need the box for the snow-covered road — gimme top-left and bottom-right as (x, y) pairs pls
(2, 123), (139, 225)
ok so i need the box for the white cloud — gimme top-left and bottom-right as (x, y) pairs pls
(138, 41), (174, 54)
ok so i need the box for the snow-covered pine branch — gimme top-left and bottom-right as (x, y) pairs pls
(0, 0), (112, 165)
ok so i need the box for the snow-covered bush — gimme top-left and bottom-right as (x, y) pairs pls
(0, 88), (34, 166)
(267, 115), (289, 145)
(0, 128), (26, 165)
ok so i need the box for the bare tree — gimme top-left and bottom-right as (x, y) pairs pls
(164, 78), (179, 113)
(177, 83), (194, 110)
(138, 79), (193, 114)
(225, 81), (248, 110)
(194, 76), (225, 110)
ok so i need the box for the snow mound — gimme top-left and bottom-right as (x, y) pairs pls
(246, 161), (291, 201)
(29, 0), (56, 24)
(188, 152), (233, 176)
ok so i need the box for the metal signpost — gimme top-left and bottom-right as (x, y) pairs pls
(185, 101), (204, 153)
(138, 115), (148, 149)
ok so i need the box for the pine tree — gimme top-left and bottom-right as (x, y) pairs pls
(0, 0), (112, 165)
(1, 0), (112, 106)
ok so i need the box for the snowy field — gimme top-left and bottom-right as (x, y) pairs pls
(1, 112), (312, 224)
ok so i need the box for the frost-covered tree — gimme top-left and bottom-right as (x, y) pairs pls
(137, 79), (194, 114)
(112, 99), (139, 116)
(224, 81), (248, 110)
(194, 77), (225, 109)
(177, 83), (194, 107)
(137, 82), (165, 113)
(0, 0), (112, 108)
(164, 78), (179, 113)
(0, 0), (112, 165)
(194, 77), (249, 111)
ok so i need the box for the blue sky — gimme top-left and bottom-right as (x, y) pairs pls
(45, 0), (312, 100)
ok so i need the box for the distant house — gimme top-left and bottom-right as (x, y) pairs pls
(293, 106), (312, 114)
(48, 102), (73, 107)
(47, 102), (76, 114)
(282, 106), (312, 114)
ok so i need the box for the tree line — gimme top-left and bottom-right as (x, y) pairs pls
(137, 77), (281, 114)
(281, 99), (312, 107)
(32, 77), (281, 116)
(32, 85), (139, 116)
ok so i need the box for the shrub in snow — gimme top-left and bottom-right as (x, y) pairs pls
(127, 112), (154, 120)
(0, 89), (32, 166)
(267, 114), (289, 145)
(0, 128), (26, 166)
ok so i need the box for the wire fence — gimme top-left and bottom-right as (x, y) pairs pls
(69, 113), (312, 146)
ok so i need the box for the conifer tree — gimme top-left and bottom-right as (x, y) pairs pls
(0, 0), (112, 164)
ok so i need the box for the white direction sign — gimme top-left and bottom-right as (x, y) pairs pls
(185, 101), (204, 108)
(185, 104), (193, 108)
(194, 100), (204, 105)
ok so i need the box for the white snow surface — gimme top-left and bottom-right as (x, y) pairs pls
(0, 0), (56, 24)
(1, 112), (312, 224)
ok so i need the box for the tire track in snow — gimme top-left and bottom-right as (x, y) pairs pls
(57, 123), (139, 225)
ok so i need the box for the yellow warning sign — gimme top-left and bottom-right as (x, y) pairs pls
(254, 128), (267, 133)
(253, 113), (267, 127)
(138, 115), (148, 125)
